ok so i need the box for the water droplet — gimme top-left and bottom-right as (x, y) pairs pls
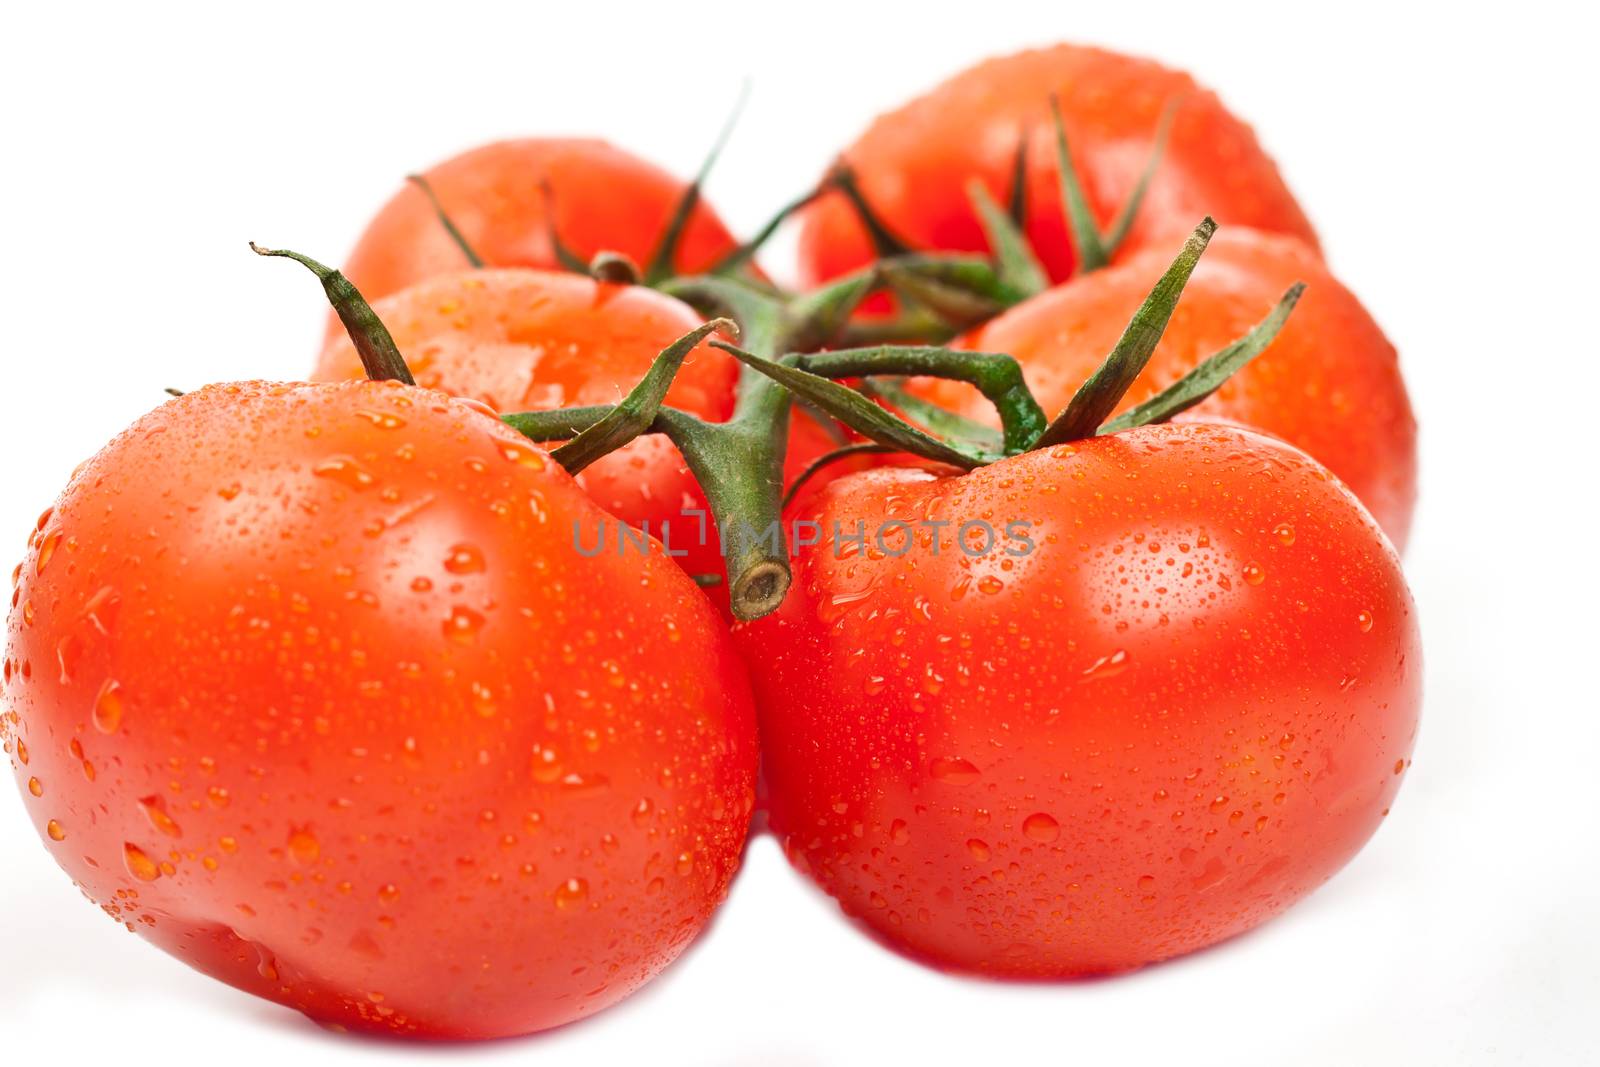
(928, 756), (981, 784)
(444, 543), (486, 575)
(312, 455), (376, 491)
(1393, 759), (1406, 775)
(1356, 610), (1375, 633)
(46, 819), (66, 841)
(377, 883), (400, 904)
(1273, 523), (1296, 547)
(138, 795), (182, 837)
(287, 827), (320, 865)
(554, 877), (588, 910)
(1137, 874), (1156, 891)
(354, 408), (406, 430)
(92, 679), (124, 733)
(123, 843), (160, 882)
(443, 605), (485, 644)
(966, 838), (991, 861)
(889, 819), (910, 845)
(27, 776), (43, 797)
(1022, 812), (1060, 843)
(630, 798), (653, 827)
(35, 529), (63, 575)
(1080, 648), (1130, 682)
(1242, 562), (1266, 586)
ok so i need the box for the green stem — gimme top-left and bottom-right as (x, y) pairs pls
(251, 243), (415, 385)
(801, 345), (1046, 454)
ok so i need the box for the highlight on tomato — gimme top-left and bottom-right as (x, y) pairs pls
(1, 270), (759, 1038)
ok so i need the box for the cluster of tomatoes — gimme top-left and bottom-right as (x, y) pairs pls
(3, 43), (1420, 1040)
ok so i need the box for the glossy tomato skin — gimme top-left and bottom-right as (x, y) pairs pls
(2, 380), (757, 1038)
(927, 229), (1417, 549)
(799, 43), (1318, 289)
(341, 139), (741, 316)
(738, 424), (1420, 976)
(316, 269), (739, 588)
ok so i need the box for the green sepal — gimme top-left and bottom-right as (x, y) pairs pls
(1033, 217), (1215, 447)
(860, 380), (1004, 454)
(406, 174), (485, 268)
(967, 179), (1047, 298)
(550, 318), (735, 473)
(1099, 282), (1305, 434)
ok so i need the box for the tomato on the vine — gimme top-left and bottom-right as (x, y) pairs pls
(3, 379), (758, 1038)
(798, 43), (1318, 288)
(738, 422), (1420, 976)
(921, 229), (1417, 548)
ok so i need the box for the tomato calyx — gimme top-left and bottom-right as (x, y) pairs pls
(828, 93), (1181, 326)
(495, 217), (1301, 622)
(718, 217), (1306, 469)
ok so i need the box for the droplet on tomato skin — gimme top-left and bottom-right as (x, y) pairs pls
(1022, 812), (1060, 843)
(138, 795), (182, 837)
(1273, 523), (1296, 547)
(889, 819), (911, 845)
(124, 843), (161, 882)
(287, 827), (320, 865)
(443, 543), (486, 575)
(354, 408), (407, 430)
(1080, 648), (1130, 683)
(377, 883), (400, 905)
(928, 757), (981, 784)
(35, 528), (63, 575)
(966, 838), (991, 861)
(553, 877), (588, 910)
(92, 679), (124, 734)
(1357, 610), (1375, 633)
(1242, 561), (1266, 586)
(311, 455), (376, 491)
(27, 776), (42, 797)
(443, 605), (485, 644)
(46, 819), (66, 841)
(15, 739), (28, 765)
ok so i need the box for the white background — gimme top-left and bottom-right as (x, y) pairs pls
(2, 2), (1596, 1063)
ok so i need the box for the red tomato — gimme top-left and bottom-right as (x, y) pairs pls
(921, 229), (1417, 548)
(2, 380), (757, 1038)
(315, 268), (845, 599)
(738, 423), (1420, 976)
(799, 43), (1318, 288)
(339, 138), (741, 327)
